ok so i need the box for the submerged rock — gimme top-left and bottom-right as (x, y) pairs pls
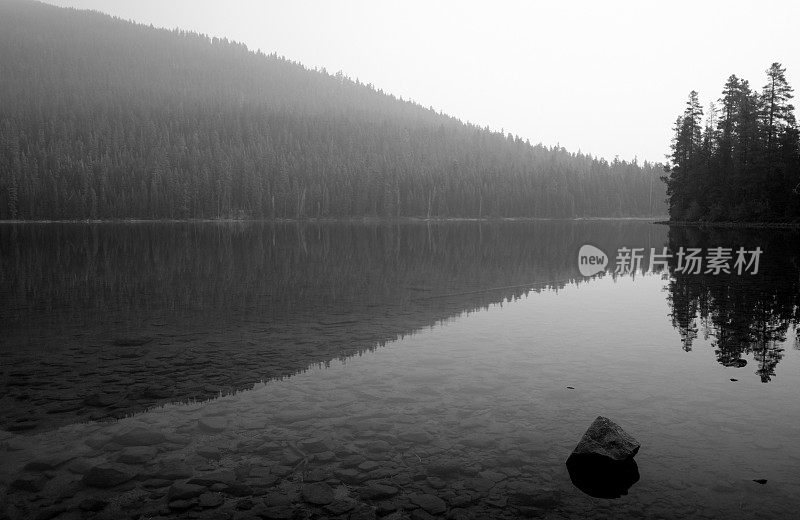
(301, 482), (335, 505)
(261, 505), (295, 519)
(82, 464), (136, 488)
(509, 489), (561, 509)
(409, 493), (447, 514)
(117, 446), (157, 465)
(327, 500), (357, 515)
(197, 416), (227, 433)
(113, 427), (166, 447)
(188, 470), (236, 487)
(566, 416), (640, 498)
(360, 482), (399, 500)
(196, 446), (222, 460)
(264, 492), (292, 507)
(299, 437), (330, 454)
(10, 475), (48, 492)
(167, 499), (195, 511)
(168, 482), (206, 501)
(198, 492), (224, 508)
(78, 498), (109, 512)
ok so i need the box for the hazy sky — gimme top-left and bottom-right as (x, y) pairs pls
(44, 0), (800, 163)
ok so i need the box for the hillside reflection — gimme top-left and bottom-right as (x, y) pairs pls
(666, 226), (800, 382)
(5, 221), (799, 434)
(0, 221), (664, 432)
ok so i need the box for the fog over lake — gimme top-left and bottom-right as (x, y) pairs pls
(2, 2), (799, 518)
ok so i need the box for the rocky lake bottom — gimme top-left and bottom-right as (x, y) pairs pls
(3, 274), (800, 520)
(2, 222), (800, 519)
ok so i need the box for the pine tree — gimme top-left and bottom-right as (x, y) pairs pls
(761, 63), (796, 166)
(665, 65), (800, 222)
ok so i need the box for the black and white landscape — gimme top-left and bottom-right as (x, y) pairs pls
(1, 1), (799, 520)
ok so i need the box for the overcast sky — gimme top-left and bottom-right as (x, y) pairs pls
(44, 0), (799, 163)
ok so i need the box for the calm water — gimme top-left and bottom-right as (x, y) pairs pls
(1, 221), (799, 519)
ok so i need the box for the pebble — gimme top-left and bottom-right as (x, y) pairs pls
(260, 505), (295, 519)
(168, 482), (206, 501)
(113, 427), (166, 446)
(198, 416), (228, 433)
(199, 492), (225, 508)
(78, 498), (108, 512)
(410, 493), (447, 514)
(222, 482), (253, 497)
(24, 453), (73, 471)
(196, 446), (223, 460)
(117, 446), (157, 465)
(334, 468), (365, 484)
(188, 470), (237, 486)
(263, 492), (292, 507)
(11, 475), (48, 492)
(148, 462), (194, 480)
(299, 437), (330, 454)
(301, 482), (334, 505)
(360, 482), (399, 500)
(427, 476), (447, 489)
(427, 460), (466, 478)
(325, 500), (356, 514)
(410, 509), (439, 520)
(510, 489), (561, 508)
(168, 499), (194, 511)
(235, 498), (254, 510)
(82, 464), (135, 488)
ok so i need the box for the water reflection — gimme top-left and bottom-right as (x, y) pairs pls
(2, 222), (800, 519)
(2, 220), (799, 438)
(0, 221), (664, 433)
(665, 226), (800, 382)
(566, 456), (640, 499)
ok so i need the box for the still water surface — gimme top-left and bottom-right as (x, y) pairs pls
(0, 221), (798, 519)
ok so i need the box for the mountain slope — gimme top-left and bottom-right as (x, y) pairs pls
(0, 0), (666, 219)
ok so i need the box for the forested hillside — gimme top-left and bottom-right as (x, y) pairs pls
(663, 64), (800, 222)
(0, 0), (665, 220)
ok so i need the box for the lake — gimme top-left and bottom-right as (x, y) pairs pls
(1, 221), (799, 519)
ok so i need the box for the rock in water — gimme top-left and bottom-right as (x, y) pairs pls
(566, 416), (640, 498)
(570, 416), (640, 460)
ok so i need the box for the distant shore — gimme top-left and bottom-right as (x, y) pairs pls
(656, 220), (800, 229)
(0, 216), (666, 224)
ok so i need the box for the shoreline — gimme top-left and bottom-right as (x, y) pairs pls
(656, 220), (800, 229)
(0, 216), (666, 224)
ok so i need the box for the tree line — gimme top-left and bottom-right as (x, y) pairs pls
(663, 63), (800, 222)
(0, 0), (665, 220)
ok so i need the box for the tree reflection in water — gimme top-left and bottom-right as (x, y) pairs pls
(665, 226), (800, 382)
